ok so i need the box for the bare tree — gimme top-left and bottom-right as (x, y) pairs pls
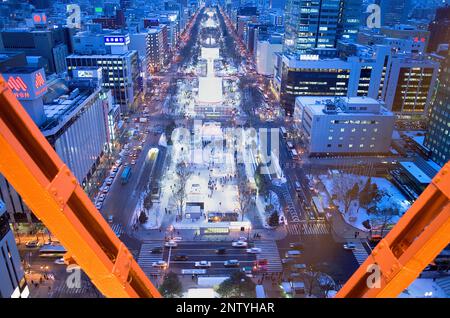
(302, 265), (322, 297)
(372, 206), (398, 237)
(332, 174), (359, 215)
(236, 170), (253, 222)
(173, 161), (193, 219)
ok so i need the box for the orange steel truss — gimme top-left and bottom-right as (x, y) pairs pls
(336, 162), (450, 297)
(0, 75), (161, 298)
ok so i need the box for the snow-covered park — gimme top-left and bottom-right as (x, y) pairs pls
(318, 172), (412, 232)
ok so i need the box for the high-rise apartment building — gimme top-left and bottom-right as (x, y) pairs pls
(424, 50), (450, 166)
(283, 0), (362, 56)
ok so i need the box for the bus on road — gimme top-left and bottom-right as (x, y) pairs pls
(39, 245), (67, 258)
(280, 127), (287, 138)
(311, 196), (325, 218)
(121, 166), (132, 184)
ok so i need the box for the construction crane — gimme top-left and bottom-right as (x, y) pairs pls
(0, 72), (449, 298)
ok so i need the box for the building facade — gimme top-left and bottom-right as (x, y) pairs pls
(273, 45), (390, 115)
(66, 51), (140, 113)
(283, 0), (362, 56)
(0, 200), (28, 298)
(381, 55), (439, 117)
(296, 96), (395, 155)
(0, 28), (71, 74)
(424, 50), (450, 167)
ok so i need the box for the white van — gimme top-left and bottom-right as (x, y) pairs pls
(290, 149), (299, 160)
(285, 250), (302, 258)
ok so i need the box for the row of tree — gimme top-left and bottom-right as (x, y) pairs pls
(333, 176), (399, 234)
(158, 271), (256, 298)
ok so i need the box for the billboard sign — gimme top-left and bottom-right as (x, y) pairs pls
(5, 68), (47, 100)
(104, 35), (130, 46)
(73, 68), (102, 79)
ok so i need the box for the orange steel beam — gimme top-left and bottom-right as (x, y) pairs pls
(0, 75), (161, 298)
(336, 162), (450, 298)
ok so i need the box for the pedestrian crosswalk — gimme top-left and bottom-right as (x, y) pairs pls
(137, 240), (165, 277)
(435, 276), (450, 297)
(110, 223), (124, 238)
(254, 240), (282, 273)
(50, 278), (98, 297)
(287, 221), (330, 235)
(352, 241), (369, 265)
(279, 184), (301, 223)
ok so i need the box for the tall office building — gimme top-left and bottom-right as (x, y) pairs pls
(274, 45), (390, 114)
(67, 34), (141, 112)
(339, 0), (363, 41)
(283, 0), (363, 56)
(427, 5), (450, 53)
(381, 55), (439, 117)
(0, 200), (28, 298)
(424, 50), (450, 167)
(376, 0), (409, 27)
(0, 28), (71, 74)
(147, 27), (166, 73)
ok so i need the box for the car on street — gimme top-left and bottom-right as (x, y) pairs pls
(289, 242), (304, 250)
(195, 261), (211, 268)
(151, 247), (162, 254)
(98, 194), (106, 201)
(102, 186), (110, 193)
(107, 215), (113, 223)
(25, 240), (41, 248)
(343, 242), (356, 250)
(54, 258), (66, 265)
(232, 241), (248, 248)
(105, 178), (113, 186)
(152, 261), (168, 269)
(291, 263), (307, 272)
(246, 247), (262, 254)
(95, 202), (103, 210)
(216, 248), (227, 254)
(281, 258), (296, 265)
(224, 260), (240, 268)
(285, 250), (302, 258)
(174, 254), (188, 261)
(164, 240), (178, 248)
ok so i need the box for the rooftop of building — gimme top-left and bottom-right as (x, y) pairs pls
(40, 79), (101, 134)
(297, 96), (392, 116)
(66, 50), (136, 58)
(1, 65), (41, 74)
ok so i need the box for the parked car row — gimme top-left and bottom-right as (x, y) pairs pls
(94, 160), (123, 210)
